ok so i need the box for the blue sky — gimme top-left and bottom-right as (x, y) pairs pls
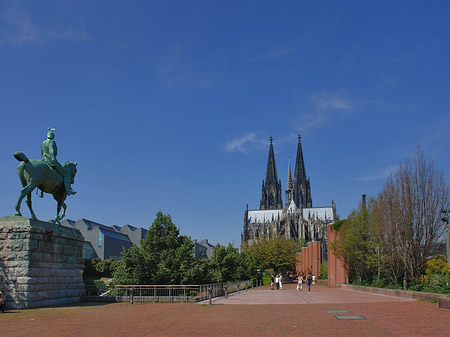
(1, 1), (449, 247)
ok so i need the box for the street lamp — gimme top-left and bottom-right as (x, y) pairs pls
(441, 209), (450, 281)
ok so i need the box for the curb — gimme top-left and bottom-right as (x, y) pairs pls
(338, 284), (450, 310)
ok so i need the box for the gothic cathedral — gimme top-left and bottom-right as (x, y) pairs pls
(242, 136), (337, 255)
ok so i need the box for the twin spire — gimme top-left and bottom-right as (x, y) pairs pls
(260, 135), (312, 210)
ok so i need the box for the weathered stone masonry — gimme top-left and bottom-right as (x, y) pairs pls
(0, 216), (85, 309)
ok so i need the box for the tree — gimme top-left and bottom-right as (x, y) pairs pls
(209, 243), (251, 283)
(331, 197), (378, 283)
(242, 235), (298, 273)
(373, 149), (450, 283)
(113, 211), (251, 285)
(91, 258), (120, 277)
(114, 211), (196, 285)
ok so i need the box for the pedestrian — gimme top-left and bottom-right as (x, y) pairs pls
(279, 274), (283, 290)
(0, 290), (5, 313)
(306, 273), (312, 292)
(296, 275), (303, 291)
(275, 274), (279, 290)
(270, 275), (274, 290)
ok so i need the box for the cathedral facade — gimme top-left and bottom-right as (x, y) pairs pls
(242, 136), (336, 254)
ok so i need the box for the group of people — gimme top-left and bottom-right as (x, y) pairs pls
(270, 274), (284, 290)
(270, 272), (315, 291)
(297, 273), (314, 292)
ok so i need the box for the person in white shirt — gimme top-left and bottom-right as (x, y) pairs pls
(297, 275), (303, 291)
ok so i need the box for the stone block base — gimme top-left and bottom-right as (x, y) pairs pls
(0, 216), (85, 309)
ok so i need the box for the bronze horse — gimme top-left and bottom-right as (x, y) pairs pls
(14, 151), (77, 224)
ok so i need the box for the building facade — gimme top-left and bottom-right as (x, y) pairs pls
(242, 136), (336, 258)
(62, 218), (214, 261)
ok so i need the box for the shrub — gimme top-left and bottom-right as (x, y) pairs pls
(420, 256), (450, 294)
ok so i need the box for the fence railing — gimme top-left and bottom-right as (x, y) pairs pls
(84, 280), (252, 303)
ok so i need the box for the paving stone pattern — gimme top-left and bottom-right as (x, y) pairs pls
(1, 285), (449, 337)
(0, 216), (85, 309)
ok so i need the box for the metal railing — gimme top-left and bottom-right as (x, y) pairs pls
(84, 280), (251, 303)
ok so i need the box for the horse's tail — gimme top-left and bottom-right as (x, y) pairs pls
(14, 151), (29, 163)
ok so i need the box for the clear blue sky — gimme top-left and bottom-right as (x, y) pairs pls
(1, 1), (449, 247)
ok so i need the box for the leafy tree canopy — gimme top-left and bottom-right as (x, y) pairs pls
(113, 212), (252, 285)
(242, 236), (298, 273)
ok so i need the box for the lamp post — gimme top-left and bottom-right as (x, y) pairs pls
(441, 209), (450, 282)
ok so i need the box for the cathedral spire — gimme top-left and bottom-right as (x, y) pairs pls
(294, 134), (312, 207)
(260, 137), (282, 210)
(287, 159), (293, 190)
(264, 136), (277, 185)
(285, 159), (294, 207)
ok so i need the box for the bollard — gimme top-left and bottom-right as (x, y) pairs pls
(130, 288), (134, 305)
(208, 286), (212, 305)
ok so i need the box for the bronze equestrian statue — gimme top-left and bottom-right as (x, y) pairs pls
(14, 128), (77, 224)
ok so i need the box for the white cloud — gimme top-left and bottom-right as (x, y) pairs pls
(0, 4), (89, 46)
(224, 133), (267, 154)
(157, 45), (219, 90)
(355, 165), (397, 182)
(312, 91), (354, 113)
(297, 92), (359, 132)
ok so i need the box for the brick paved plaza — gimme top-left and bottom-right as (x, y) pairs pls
(1, 284), (449, 336)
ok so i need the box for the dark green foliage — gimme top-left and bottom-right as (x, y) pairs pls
(331, 219), (346, 232)
(114, 212), (195, 285)
(113, 211), (251, 285)
(209, 244), (252, 283)
(242, 236), (298, 274)
(332, 198), (378, 284)
(319, 261), (328, 280)
(91, 258), (119, 277)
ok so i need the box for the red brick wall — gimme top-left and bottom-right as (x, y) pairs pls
(295, 241), (321, 278)
(327, 225), (347, 287)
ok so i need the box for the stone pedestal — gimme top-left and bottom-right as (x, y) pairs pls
(0, 216), (85, 309)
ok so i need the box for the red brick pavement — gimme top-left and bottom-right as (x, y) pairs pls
(0, 284), (448, 336)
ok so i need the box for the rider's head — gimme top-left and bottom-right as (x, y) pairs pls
(47, 128), (55, 140)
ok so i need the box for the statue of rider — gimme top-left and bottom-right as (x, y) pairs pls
(41, 128), (76, 196)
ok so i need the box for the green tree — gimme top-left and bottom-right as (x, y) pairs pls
(91, 258), (120, 277)
(242, 235), (297, 274)
(113, 211), (251, 285)
(331, 197), (378, 284)
(114, 211), (196, 285)
(209, 243), (251, 282)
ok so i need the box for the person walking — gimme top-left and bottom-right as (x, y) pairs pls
(0, 290), (6, 313)
(275, 274), (279, 290)
(306, 273), (312, 292)
(279, 274), (283, 290)
(270, 275), (274, 290)
(297, 275), (303, 291)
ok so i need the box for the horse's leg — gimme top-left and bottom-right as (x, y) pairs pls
(15, 183), (36, 217)
(55, 200), (67, 223)
(25, 192), (37, 220)
(60, 201), (67, 220)
(55, 201), (62, 224)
